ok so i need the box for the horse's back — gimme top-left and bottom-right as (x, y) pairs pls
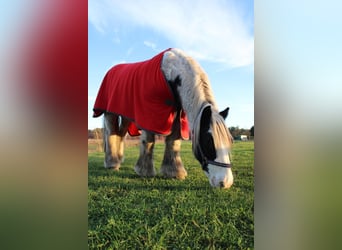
(93, 49), (183, 136)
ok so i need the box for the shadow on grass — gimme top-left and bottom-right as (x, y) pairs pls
(88, 157), (214, 192)
(90, 171), (210, 192)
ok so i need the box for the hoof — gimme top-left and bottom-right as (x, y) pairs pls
(108, 166), (120, 171)
(160, 166), (188, 180)
(104, 158), (121, 171)
(134, 165), (156, 177)
(104, 164), (120, 171)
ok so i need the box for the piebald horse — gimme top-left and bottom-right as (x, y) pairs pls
(93, 48), (233, 188)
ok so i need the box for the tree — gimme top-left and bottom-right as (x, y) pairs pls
(88, 128), (104, 139)
(229, 126), (239, 139)
(250, 126), (254, 137)
(88, 129), (94, 139)
(93, 128), (103, 140)
(229, 126), (251, 140)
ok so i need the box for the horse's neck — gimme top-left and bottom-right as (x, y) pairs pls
(179, 86), (217, 131)
(161, 48), (217, 130)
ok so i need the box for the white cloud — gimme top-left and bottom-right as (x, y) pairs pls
(88, 1), (108, 34)
(143, 40), (157, 51)
(88, 0), (254, 68)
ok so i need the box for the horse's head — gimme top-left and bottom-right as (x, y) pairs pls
(192, 104), (234, 189)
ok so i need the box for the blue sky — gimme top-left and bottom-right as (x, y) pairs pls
(88, 0), (254, 129)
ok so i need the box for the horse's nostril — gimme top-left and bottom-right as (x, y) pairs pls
(219, 181), (225, 188)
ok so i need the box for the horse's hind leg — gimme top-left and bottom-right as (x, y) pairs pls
(160, 118), (187, 180)
(103, 113), (128, 170)
(134, 131), (156, 177)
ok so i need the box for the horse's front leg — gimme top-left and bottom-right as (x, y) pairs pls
(134, 131), (156, 177)
(103, 113), (128, 170)
(160, 120), (188, 180)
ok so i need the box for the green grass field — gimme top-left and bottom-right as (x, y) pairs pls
(88, 140), (254, 249)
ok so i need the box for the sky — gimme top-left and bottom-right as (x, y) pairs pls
(88, 0), (254, 129)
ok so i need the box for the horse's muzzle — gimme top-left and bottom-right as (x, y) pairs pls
(210, 177), (233, 189)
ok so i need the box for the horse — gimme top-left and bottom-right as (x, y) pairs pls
(93, 48), (234, 188)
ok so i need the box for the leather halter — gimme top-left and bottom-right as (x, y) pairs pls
(196, 140), (232, 170)
(192, 103), (232, 171)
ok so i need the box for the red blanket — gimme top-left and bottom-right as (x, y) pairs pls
(93, 49), (189, 139)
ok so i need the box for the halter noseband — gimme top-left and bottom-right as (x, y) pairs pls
(192, 103), (232, 171)
(196, 142), (232, 170)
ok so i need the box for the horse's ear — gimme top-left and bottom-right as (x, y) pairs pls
(219, 107), (229, 120)
(200, 105), (212, 131)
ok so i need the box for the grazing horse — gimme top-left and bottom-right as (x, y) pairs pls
(93, 48), (233, 188)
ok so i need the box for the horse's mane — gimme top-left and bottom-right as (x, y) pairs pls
(162, 48), (232, 152)
(162, 49), (219, 128)
(186, 57), (217, 109)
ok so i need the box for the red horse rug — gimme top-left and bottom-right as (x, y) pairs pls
(93, 49), (189, 139)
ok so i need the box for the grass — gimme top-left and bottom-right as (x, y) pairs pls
(88, 140), (254, 249)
